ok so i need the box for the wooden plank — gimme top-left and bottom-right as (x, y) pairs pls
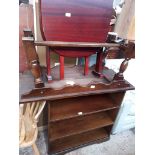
(34, 40), (120, 48)
(20, 80), (134, 103)
(49, 111), (114, 141)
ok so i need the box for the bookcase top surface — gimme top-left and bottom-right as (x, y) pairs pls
(19, 66), (134, 103)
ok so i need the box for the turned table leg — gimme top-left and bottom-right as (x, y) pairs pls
(22, 31), (44, 88)
(95, 51), (103, 74)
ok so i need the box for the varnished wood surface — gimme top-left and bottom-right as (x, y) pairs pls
(19, 66), (134, 103)
(39, 0), (114, 68)
(40, 0), (113, 42)
(49, 127), (110, 154)
(39, 0), (114, 76)
(22, 35), (44, 88)
(19, 63), (134, 154)
(21, 81), (134, 103)
(23, 37), (135, 60)
(35, 41), (120, 48)
(49, 111), (114, 141)
(49, 94), (122, 122)
(19, 66), (107, 100)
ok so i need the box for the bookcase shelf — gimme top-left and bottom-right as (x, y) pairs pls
(49, 94), (121, 122)
(49, 126), (111, 154)
(49, 110), (115, 141)
(47, 90), (126, 154)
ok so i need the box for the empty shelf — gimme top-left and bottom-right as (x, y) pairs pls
(49, 111), (113, 141)
(50, 94), (119, 121)
(49, 127), (109, 154)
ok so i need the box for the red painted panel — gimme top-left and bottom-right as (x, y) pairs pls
(54, 51), (95, 57)
(59, 56), (64, 79)
(41, 6), (112, 17)
(42, 16), (110, 42)
(53, 47), (98, 57)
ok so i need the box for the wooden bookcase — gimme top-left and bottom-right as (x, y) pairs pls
(47, 91), (125, 154)
(20, 64), (134, 154)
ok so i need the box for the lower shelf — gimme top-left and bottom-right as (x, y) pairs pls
(49, 127), (110, 154)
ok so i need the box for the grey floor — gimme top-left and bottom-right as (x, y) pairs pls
(19, 129), (135, 155)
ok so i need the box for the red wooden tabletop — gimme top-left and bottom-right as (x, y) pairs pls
(40, 0), (113, 43)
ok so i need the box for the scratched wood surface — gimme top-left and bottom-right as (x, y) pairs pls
(19, 65), (112, 100)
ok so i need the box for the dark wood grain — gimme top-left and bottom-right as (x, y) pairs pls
(108, 92), (125, 106)
(21, 80), (134, 103)
(34, 40), (135, 60)
(22, 37), (44, 88)
(49, 111), (114, 141)
(19, 68), (134, 155)
(19, 65), (134, 103)
(107, 109), (120, 121)
(122, 41), (135, 59)
(35, 41), (120, 48)
(49, 94), (122, 122)
(49, 127), (110, 154)
(113, 58), (130, 81)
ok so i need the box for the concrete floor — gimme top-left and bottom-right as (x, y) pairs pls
(19, 129), (135, 155)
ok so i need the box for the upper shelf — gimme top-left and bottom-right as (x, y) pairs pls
(49, 93), (121, 122)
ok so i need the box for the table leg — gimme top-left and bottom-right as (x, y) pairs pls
(95, 51), (103, 73)
(59, 56), (64, 80)
(46, 47), (52, 82)
(84, 56), (89, 75)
